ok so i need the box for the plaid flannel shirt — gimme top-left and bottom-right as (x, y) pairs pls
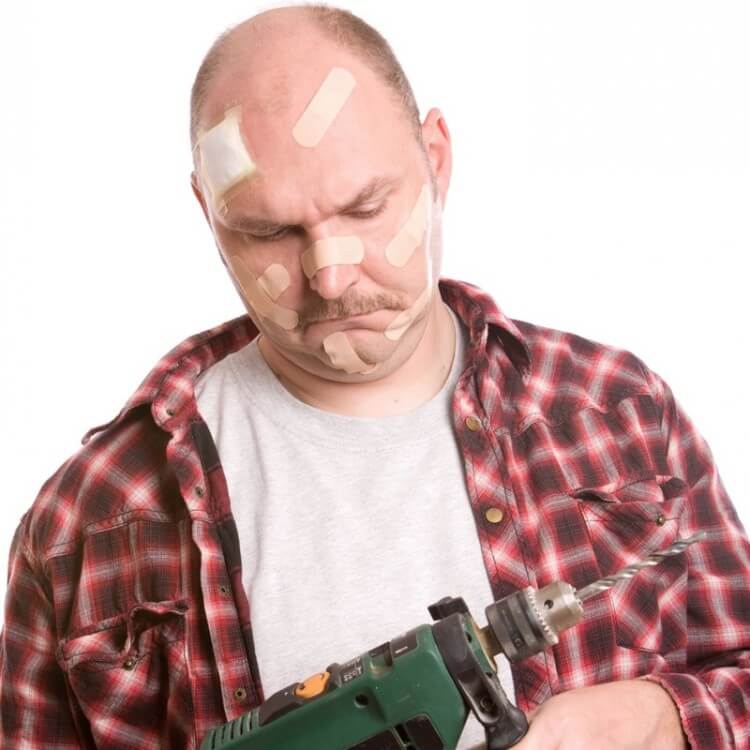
(1, 278), (748, 749)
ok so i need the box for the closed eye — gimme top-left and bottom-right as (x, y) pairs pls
(244, 227), (293, 242)
(344, 202), (387, 220)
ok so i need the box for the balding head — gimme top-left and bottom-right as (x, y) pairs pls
(190, 5), (422, 151)
(188, 5), (453, 387)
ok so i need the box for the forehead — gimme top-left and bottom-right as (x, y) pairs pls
(199, 60), (417, 216)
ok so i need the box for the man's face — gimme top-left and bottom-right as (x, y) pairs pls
(193, 46), (450, 381)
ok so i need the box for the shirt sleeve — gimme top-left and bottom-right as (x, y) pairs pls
(0, 515), (83, 748)
(638, 363), (750, 749)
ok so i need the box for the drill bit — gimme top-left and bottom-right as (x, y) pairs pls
(576, 531), (707, 602)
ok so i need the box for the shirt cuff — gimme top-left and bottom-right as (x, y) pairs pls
(640, 672), (734, 749)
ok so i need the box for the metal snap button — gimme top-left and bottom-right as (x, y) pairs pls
(485, 507), (505, 524)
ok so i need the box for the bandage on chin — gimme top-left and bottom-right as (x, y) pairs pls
(323, 331), (377, 374)
(195, 106), (257, 213)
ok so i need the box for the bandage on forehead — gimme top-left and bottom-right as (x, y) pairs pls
(384, 184), (432, 267)
(195, 106), (257, 213)
(323, 331), (377, 374)
(292, 67), (357, 148)
(228, 255), (298, 330)
(301, 236), (364, 279)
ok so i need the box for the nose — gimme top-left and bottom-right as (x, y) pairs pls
(308, 262), (360, 300)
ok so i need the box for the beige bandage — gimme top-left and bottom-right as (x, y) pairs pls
(228, 255), (298, 330)
(301, 236), (364, 279)
(257, 264), (290, 301)
(323, 332), (377, 374)
(384, 285), (433, 341)
(384, 184), (432, 267)
(292, 67), (357, 148)
(196, 107), (257, 213)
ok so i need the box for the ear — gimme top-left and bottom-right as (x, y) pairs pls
(420, 108), (452, 208)
(191, 171), (211, 225)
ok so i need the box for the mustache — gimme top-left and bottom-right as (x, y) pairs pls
(301, 291), (407, 328)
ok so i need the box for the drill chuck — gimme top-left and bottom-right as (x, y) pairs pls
(483, 581), (584, 661)
(482, 532), (706, 662)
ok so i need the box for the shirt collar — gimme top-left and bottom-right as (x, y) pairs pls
(81, 278), (531, 444)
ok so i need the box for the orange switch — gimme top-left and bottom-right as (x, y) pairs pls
(294, 671), (331, 700)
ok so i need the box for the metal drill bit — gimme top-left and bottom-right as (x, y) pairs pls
(576, 531), (707, 602)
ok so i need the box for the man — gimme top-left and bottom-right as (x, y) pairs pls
(1, 5), (748, 749)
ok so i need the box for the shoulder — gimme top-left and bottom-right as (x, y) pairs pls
(496, 317), (662, 429)
(18, 314), (258, 568)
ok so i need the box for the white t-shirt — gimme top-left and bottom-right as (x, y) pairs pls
(195, 306), (514, 749)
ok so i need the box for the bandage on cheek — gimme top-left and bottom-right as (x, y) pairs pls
(256, 263), (290, 301)
(195, 106), (257, 214)
(301, 236), (365, 278)
(384, 285), (433, 341)
(292, 67), (357, 148)
(228, 255), (299, 330)
(384, 184), (432, 267)
(323, 332), (378, 375)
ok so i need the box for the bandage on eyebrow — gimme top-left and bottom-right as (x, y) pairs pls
(301, 236), (364, 279)
(195, 106), (257, 213)
(385, 285), (433, 341)
(384, 184), (432, 267)
(323, 331), (377, 374)
(292, 67), (357, 148)
(228, 255), (298, 330)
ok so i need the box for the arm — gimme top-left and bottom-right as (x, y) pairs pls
(0, 515), (84, 748)
(637, 364), (750, 748)
(515, 364), (750, 749)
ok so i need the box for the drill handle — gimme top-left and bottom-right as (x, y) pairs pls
(432, 614), (528, 749)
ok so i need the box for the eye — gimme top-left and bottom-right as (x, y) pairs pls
(244, 227), (291, 243)
(345, 202), (386, 220)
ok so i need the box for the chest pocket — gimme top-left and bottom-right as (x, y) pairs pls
(56, 599), (195, 749)
(573, 474), (689, 655)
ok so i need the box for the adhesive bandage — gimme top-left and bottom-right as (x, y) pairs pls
(384, 184), (432, 267)
(384, 285), (433, 341)
(196, 107), (257, 213)
(301, 236), (365, 279)
(257, 264), (291, 301)
(228, 255), (298, 330)
(292, 67), (357, 148)
(323, 332), (377, 374)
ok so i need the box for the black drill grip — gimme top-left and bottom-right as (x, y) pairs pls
(432, 614), (528, 749)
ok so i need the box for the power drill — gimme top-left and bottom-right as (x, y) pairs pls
(200, 532), (704, 750)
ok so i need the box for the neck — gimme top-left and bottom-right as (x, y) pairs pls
(258, 298), (457, 417)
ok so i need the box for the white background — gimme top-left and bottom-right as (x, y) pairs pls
(1, 1), (748, 621)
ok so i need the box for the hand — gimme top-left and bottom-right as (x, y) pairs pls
(512, 679), (687, 750)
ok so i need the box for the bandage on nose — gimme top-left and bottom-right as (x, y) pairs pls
(301, 236), (365, 279)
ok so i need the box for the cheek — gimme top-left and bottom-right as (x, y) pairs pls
(362, 234), (433, 293)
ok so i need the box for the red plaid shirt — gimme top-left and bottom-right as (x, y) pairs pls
(1, 278), (748, 749)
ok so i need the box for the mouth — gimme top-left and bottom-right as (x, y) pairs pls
(311, 309), (390, 329)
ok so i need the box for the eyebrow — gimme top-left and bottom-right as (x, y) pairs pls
(225, 175), (399, 234)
